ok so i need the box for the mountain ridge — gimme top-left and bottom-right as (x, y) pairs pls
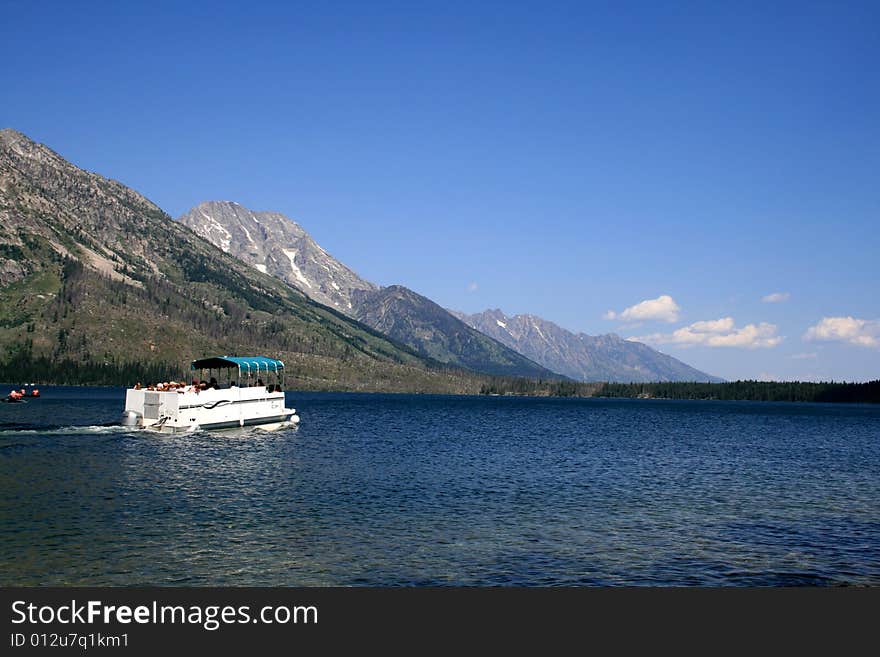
(1, 128), (721, 387)
(453, 308), (723, 383)
(0, 129), (490, 392)
(351, 285), (561, 378)
(179, 201), (560, 379)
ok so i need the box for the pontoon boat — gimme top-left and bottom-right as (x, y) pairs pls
(121, 356), (300, 432)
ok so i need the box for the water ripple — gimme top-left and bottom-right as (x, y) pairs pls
(1, 388), (878, 585)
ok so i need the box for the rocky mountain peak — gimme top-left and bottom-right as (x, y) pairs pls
(179, 201), (377, 313)
(1, 129), (48, 161)
(0, 128), (24, 144)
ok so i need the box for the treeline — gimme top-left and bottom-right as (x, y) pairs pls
(480, 378), (880, 404)
(0, 345), (180, 387)
(598, 380), (880, 403)
(0, 340), (483, 393)
(3, 343), (878, 403)
(479, 378), (603, 397)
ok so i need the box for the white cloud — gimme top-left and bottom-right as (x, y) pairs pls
(762, 292), (790, 303)
(467, 281), (478, 293)
(605, 294), (680, 323)
(629, 317), (783, 349)
(689, 317), (735, 333)
(804, 316), (880, 348)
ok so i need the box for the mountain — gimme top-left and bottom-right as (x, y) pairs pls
(350, 285), (558, 377)
(0, 128), (486, 392)
(179, 201), (559, 379)
(453, 309), (723, 383)
(179, 201), (377, 313)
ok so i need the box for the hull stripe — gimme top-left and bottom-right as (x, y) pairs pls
(197, 414), (294, 430)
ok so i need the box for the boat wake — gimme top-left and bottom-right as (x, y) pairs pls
(0, 422), (136, 437)
(0, 420), (299, 441)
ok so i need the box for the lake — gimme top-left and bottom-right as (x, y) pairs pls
(1, 386), (878, 586)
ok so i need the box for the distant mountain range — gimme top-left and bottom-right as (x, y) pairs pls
(180, 201), (557, 378)
(1, 128), (720, 386)
(453, 309), (723, 383)
(181, 202), (720, 383)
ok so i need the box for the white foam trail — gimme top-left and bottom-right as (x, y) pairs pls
(0, 424), (135, 437)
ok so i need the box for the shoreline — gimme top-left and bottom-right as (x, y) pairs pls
(4, 380), (879, 405)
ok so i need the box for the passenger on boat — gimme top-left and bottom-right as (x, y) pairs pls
(134, 382), (142, 390)
(209, 377), (218, 389)
(30, 388), (40, 397)
(257, 378), (264, 388)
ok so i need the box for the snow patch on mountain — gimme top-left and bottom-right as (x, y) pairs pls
(282, 249), (312, 289)
(198, 207), (232, 252)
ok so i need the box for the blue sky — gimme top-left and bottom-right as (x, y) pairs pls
(3, 1), (879, 381)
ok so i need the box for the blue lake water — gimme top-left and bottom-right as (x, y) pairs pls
(1, 386), (878, 586)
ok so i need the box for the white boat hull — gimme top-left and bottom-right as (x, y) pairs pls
(123, 386), (298, 433)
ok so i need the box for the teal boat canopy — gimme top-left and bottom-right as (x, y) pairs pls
(191, 356), (285, 374)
